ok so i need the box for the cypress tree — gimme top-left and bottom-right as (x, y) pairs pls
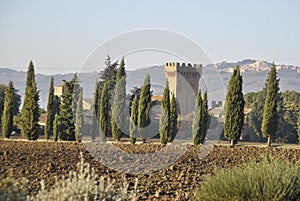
(57, 80), (76, 141)
(75, 88), (83, 142)
(130, 94), (138, 144)
(45, 76), (55, 140)
(169, 93), (178, 142)
(192, 90), (203, 145)
(138, 74), (152, 142)
(20, 61), (40, 140)
(111, 57), (127, 141)
(71, 73), (80, 120)
(0, 85), (6, 127)
(99, 81), (109, 142)
(53, 114), (59, 141)
(90, 79), (100, 141)
(262, 64), (279, 147)
(159, 80), (170, 145)
(1, 81), (15, 138)
(200, 91), (209, 143)
(224, 66), (244, 146)
(298, 111), (300, 144)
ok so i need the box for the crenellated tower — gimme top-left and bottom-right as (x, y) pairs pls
(164, 62), (202, 114)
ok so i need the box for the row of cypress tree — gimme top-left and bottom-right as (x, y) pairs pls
(224, 64), (282, 147)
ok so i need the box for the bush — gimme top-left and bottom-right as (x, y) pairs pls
(30, 153), (138, 201)
(0, 176), (28, 201)
(195, 157), (300, 201)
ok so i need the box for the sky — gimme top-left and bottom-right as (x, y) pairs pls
(0, 0), (299, 74)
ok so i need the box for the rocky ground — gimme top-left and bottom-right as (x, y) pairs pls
(0, 140), (299, 200)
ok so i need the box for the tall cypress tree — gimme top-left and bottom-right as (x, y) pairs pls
(2, 81), (15, 138)
(159, 80), (170, 145)
(262, 64), (279, 147)
(168, 93), (178, 142)
(57, 80), (76, 141)
(53, 114), (59, 141)
(298, 111), (300, 144)
(45, 76), (55, 140)
(20, 61), (40, 140)
(130, 94), (138, 144)
(75, 88), (83, 142)
(138, 74), (152, 142)
(99, 81), (109, 142)
(192, 90), (203, 145)
(224, 66), (244, 146)
(111, 57), (127, 141)
(200, 91), (209, 143)
(90, 79), (100, 141)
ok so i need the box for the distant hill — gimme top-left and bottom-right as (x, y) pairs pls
(0, 59), (299, 108)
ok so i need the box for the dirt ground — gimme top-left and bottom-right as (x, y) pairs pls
(0, 140), (299, 200)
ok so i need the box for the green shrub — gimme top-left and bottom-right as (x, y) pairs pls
(195, 157), (300, 201)
(0, 176), (28, 201)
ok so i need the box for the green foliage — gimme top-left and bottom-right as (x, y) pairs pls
(201, 91), (209, 143)
(195, 157), (300, 201)
(111, 57), (127, 141)
(0, 84), (21, 129)
(0, 175), (28, 201)
(53, 114), (59, 141)
(245, 91), (265, 137)
(262, 64), (279, 146)
(1, 81), (15, 138)
(75, 88), (83, 142)
(98, 56), (118, 137)
(71, 74), (80, 122)
(138, 74), (152, 140)
(45, 77), (55, 140)
(192, 90), (203, 145)
(99, 81), (109, 142)
(130, 94), (138, 144)
(169, 93), (178, 142)
(159, 80), (170, 145)
(57, 80), (76, 141)
(298, 112), (300, 144)
(90, 79), (100, 141)
(20, 61), (40, 140)
(224, 66), (244, 145)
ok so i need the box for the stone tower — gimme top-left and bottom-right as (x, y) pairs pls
(164, 62), (202, 114)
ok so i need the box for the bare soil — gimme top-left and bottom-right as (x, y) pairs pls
(0, 140), (299, 200)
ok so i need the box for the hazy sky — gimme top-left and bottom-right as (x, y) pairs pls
(0, 0), (299, 74)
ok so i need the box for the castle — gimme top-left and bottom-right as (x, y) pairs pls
(164, 62), (202, 114)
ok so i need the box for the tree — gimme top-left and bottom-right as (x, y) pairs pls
(0, 84), (20, 129)
(298, 112), (300, 144)
(169, 93), (178, 142)
(159, 80), (170, 145)
(45, 76), (55, 140)
(57, 80), (76, 141)
(224, 66), (244, 146)
(98, 56), (118, 135)
(138, 74), (152, 142)
(20, 61), (40, 140)
(53, 114), (59, 141)
(192, 90), (203, 145)
(71, 73), (80, 121)
(130, 94), (138, 144)
(200, 91), (209, 143)
(90, 79), (100, 141)
(75, 88), (83, 142)
(1, 81), (15, 138)
(111, 57), (127, 141)
(99, 81), (109, 142)
(262, 64), (279, 147)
